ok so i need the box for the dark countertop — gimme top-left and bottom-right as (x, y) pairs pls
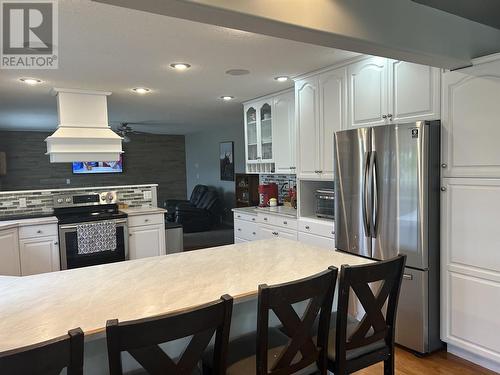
(0, 213), (55, 222)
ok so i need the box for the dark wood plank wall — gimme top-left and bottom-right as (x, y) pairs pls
(0, 131), (187, 205)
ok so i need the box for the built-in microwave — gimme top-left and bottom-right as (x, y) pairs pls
(315, 189), (335, 219)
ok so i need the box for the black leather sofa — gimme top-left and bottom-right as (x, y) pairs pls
(164, 185), (208, 222)
(175, 190), (223, 233)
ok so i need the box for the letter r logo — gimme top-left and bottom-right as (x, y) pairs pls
(2, 1), (53, 54)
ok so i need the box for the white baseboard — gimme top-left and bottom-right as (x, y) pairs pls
(448, 344), (500, 373)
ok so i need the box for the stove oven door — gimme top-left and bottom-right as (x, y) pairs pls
(58, 219), (128, 269)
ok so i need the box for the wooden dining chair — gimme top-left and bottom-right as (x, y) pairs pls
(203, 266), (338, 375)
(106, 294), (233, 375)
(0, 328), (84, 375)
(327, 255), (406, 375)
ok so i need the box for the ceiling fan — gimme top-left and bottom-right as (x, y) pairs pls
(113, 122), (146, 143)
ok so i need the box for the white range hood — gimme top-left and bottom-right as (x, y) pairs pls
(45, 88), (123, 163)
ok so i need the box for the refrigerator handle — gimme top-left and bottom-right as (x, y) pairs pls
(362, 151), (371, 237)
(370, 151), (379, 238)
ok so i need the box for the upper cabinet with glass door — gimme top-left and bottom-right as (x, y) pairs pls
(245, 106), (258, 162)
(259, 103), (273, 161)
(243, 90), (295, 174)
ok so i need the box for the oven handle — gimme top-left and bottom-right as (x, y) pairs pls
(59, 219), (127, 230)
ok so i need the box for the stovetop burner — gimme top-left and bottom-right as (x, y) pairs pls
(53, 191), (127, 225)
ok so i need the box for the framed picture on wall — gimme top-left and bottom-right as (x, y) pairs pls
(220, 141), (234, 181)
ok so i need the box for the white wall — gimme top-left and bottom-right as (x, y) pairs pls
(185, 122), (245, 222)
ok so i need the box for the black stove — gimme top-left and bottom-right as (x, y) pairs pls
(54, 204), (127, 225)
(53, 191), (128, 270)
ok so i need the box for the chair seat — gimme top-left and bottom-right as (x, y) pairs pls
(326, 313), (387, 361)
(204, 327), (319, 375)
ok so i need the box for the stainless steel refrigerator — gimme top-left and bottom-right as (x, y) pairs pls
(334, 121), (441, 354)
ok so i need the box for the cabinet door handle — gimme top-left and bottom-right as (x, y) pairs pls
(252, 218), (255, 221)
(237, 228), (242, 231)
(37, 230), (42, 234)
(144, 219), (149, 223)
(441, 163), (448, 169)
(387, 114), (393, 118)
(283, 221), (287, 225)
(129, 233), (133, 237)
(54, 242), (58, 245)
(264, 217), (268, 221)
(305, 226), (310, 230)
(441, 186), (447, 192)
(237, 215), (241, 218)
(382, 115), (387, 119)
(252, 232), (256, 235)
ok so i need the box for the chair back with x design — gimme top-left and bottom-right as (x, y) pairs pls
(257, 266), (338, 375)
(0, 328), (84, 375)
(106, 294), (233, 375)
(334, 255), (406, 373)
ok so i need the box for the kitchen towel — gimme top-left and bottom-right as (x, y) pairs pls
(76, 221), (117, 254)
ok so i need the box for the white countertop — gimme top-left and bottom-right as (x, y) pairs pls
(120, 207), (167, 216)
(0, 239), (371, 352)
(233, 206), (298, 218)
(0, 215), (58, 230)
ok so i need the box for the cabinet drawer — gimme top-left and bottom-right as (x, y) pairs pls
(234, 212), (257, 223)
(260, 224), (298, 241)
(298, 218), (335, 238)
(19, 224), (58, 240)
(257, 213), (275, 226)
(298, 232), (335, 250)
(234, 219), (259, 241)
(128, 213), (164, 228)
(274, 216), (297, 230)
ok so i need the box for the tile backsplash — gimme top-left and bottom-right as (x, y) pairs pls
(259, 174), (297, 203)
(0, 184), (157, 218)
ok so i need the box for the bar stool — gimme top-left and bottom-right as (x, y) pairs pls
(327, 255), (406, 375)
(106, 294), (233, 375)
(0, 328), (84, 375)
(204, 266), (338, 375)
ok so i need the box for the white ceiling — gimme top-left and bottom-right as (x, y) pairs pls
(0, 0), (359, 135)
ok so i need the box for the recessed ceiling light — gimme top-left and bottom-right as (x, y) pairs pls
(274, 76), (289, 82)
(132, 87), (151, 94)
(19, 78), (43, 85)
(220, 96), (234, 101)
(226, 69), (250, 76)
(170, 63), (191, 71)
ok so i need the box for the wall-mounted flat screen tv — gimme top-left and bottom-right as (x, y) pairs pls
(72, 155), (123, 174)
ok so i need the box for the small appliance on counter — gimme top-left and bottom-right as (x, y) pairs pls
(258, 183), (278, 207)
(315, 189), (335, 219)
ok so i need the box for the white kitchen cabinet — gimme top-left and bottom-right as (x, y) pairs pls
(347, 57), (440, 129)
(347, 56), (389, 128)
(442, 58), (500, 178)
(296, 77), (319, 179)
(234, 219), (259, 242)
(441, 178), (500, 367)
(0, 227), (20, 276)
(128, 213), (166, 260)
(244, 97), (276, 174)
(296, 66), (346, 180)
(389, 60), (440, 123)
(298, 232), (335, 250)
(260, 225), (298, 241)
(273, 90), (296, 174)
(129, 223), (166, 260)
(19, 236), (60, 276)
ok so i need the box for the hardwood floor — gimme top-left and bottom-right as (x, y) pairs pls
(353, 347), (498, 375)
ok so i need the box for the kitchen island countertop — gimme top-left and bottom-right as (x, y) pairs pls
(0, 239), (370, 353)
